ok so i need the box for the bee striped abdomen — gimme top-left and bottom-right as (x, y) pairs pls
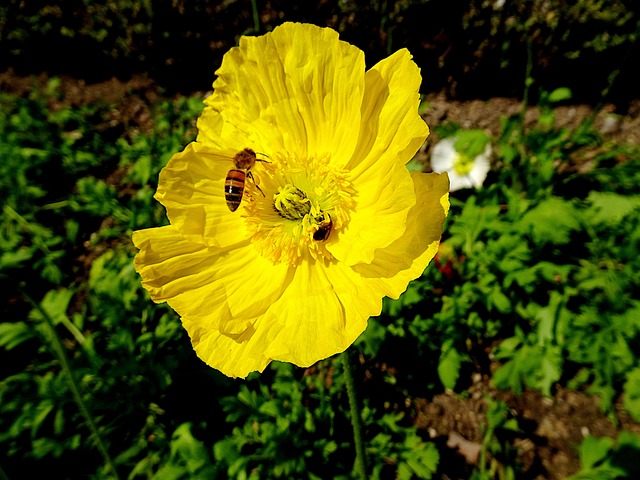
(225, 169), (246, 212)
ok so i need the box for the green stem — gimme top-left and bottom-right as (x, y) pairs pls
(4, 205), (55, 257)
(21, 288), (120, 480)
(342, 351), (367, 480)
(518, 37), (534, 156)
(250, 0), (260, 33)
(519, 36), (534, 140)
(589, 19), (640, 122)
(0, 463), (10, 480)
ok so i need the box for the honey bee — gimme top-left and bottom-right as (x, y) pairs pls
(225, 148), (266, 212)
(313, 215), (333, 241)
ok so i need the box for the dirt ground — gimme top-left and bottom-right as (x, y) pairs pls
(3, 69), (640, 479)
(3, 69), (640, 148)
(414, 375), (640, 479)
(422, 91), (640, 147)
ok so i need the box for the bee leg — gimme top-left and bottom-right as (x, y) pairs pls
(247, 170), (266, 197)
(255, 152), (270, 163)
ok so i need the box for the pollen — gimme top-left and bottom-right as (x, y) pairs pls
(244, 152), (355, 265)
(273, 185), (311, 220)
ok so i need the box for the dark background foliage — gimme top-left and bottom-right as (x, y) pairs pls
(1, 0), (639, 106)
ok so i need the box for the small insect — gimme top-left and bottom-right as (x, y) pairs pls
(225, 148), (266, 212)
(313, 215), (333, 241)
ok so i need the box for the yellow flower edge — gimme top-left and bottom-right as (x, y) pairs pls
(132, 22), (450, 378)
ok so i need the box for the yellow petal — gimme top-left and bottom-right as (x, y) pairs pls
(155, 142), (258, 248)
(198, 23), (365, 165)
(133, 225), (292, 335)
(261, 260), (376, 366)
(353, 172), (449, 298)
(189, 323), (271, 379)
(196, 104), (252, 152)
(323, 261), (385, 338)
(327, 159), (416, 266)
(189, 258), (380, 378)
(326, 49), (429, 266)
(348, 49), (429, 176)
(132, 225), (209, 303)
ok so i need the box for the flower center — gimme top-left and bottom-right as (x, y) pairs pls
(243, 152), (354, 265)
(273, 185), (311, 220)
(452, 152), (474, 176)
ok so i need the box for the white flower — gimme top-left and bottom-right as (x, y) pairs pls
(430, 135), (491, 192)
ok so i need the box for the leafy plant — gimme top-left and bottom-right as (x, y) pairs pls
(472, 398), (520, 480)
(569, 431), (640, 480)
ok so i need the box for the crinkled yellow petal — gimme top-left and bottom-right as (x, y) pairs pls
(188, 320), (270, 379)
(327, 49), (429, 266)
(133, 225), (210, 303)
(155, 142), (255, 248)
(349, 48), (429, 174)
(327, 159), (416, 266)
(188, 258), (383, 378)
(198, 22), (365, 165)
(133, 225), (293, 336)
(353, 172), (450, 298)
(261, 260), (380, 366)
(195, 104), (252, 152)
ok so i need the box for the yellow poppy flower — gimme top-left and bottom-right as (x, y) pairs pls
(133, 22), (449, 378)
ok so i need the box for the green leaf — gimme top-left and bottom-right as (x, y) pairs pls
(572, 435), (614, 474)
(519, 197), (580, 245)
(535, 349), (563, 396)
(151, 464), (186, 480)
(492, 358), (524, 394)
(494, 335), (523, 358)
(357, 317), (387, 357)
(585, 192), (640, 227)
(0, 321), (35, 350)
(31, 400), (55, 438)
(612, 431), (640, 477)
(453, 129), (492, 159)
(493, 342), (562, 396)
(28, 289), (74, 326)
(0, 247), (33, 271)
(623, 368), (640, 422)
(438, 340), (465, 390)
(131, 155), (153, 185)
(160, 423), (213, 477)
(548, 87), (573, 103)
(535, 291), (564, 345)
(490, 288), (512, 313)
(406, 157), (424, 173)
(402, 439), (439, 479)
(213, 438), (239, 463)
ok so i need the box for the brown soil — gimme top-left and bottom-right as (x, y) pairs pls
(414, 375), (640, 479)
(3, 69), (639, 479)
(3, 69), (640, 148)
(422, 91), (640, 147)
(0, 69), (162, 138)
